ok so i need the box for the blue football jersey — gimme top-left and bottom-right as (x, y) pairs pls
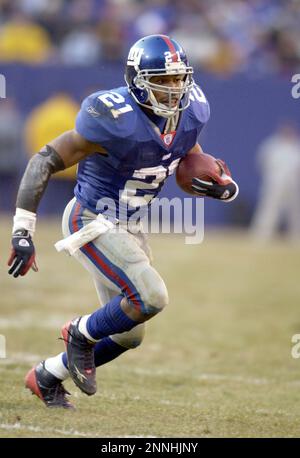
(75, 85), (210, 221)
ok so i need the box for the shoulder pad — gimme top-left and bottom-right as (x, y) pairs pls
(186, 84), (210, 125)
(76, 87), (138, 144)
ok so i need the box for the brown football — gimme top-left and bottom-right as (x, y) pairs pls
(176, 152), (222, 195)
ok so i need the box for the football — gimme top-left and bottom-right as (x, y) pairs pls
(176, 152), (222, 195)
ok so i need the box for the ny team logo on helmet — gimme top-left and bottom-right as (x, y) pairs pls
(125, 34), (194, 118)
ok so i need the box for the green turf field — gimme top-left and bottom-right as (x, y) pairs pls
(1, 215), (300, 438)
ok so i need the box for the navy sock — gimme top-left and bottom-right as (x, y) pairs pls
(62, 352), (68, 369)
(94, 337), (128, 367)
(62, 337), (127, 369)
(86, 295), (138, 340)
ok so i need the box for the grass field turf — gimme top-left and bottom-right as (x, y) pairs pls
(1, 215), (300, 438)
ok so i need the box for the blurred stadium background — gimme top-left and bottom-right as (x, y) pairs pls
(1, 0), (300, 438)
(0, 0), (300, 226)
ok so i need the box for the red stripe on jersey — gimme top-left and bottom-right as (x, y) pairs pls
(71, 201), (142, 311)
(160, 35), (178, 62)
(83, 243), (142, 311)
(72, 202), (81, 231)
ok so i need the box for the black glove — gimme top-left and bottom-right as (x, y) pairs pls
(8, 229), (38, 278)
(191, 177), (239, 201)
(192, 159), (239, 202)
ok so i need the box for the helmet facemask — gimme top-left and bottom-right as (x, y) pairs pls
(132, 64), (194, 118)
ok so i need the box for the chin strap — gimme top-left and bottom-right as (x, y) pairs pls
(162, 112), (180, 134)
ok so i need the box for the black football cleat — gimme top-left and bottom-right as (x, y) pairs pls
(61, 317), (96, 396)
(25, 361), (75, 409)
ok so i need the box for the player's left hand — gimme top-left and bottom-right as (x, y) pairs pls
(191, 159), (239, 202)
(8, 229), (38, 278)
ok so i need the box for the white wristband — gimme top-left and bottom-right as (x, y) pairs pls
(13, 208), (37, 237)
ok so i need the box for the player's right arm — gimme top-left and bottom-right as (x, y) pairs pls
(15, 130), (106, 213)
(8, 129), (106, 278)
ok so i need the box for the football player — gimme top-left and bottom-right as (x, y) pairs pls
(8, 35), (238, 409)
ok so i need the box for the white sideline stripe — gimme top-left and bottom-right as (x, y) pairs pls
(0, 352), (45, 365)
(0, 423), (157, 439)
(117, 366), (272, 386)
(2, 355), (269, 385)
(95, 393), (202, 409)
(0, 314), (69, 330)
(1, 353), (297, 387)
(0, 423), (96, 438)
(196, 373), (270, 385)
(121, 436), (158, 438)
